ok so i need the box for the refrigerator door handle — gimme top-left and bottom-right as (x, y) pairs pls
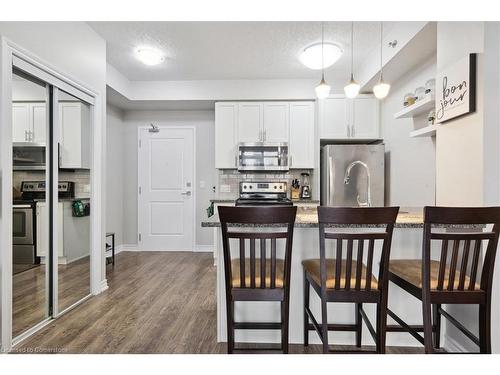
(328, 156), (335, 206)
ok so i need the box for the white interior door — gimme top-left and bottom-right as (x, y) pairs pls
(138, 127), (195, 251)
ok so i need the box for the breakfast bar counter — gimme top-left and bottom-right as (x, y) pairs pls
(201, 207), (479, 347)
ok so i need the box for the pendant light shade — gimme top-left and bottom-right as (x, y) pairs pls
(316, 22), (331, 99)
(316, 76), (331, 99)
(373, 75), (391, 99)
(373, 22), (390, 100)
(344, 22), (360, 99)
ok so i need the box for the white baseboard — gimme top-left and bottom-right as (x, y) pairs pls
(98, 279), (108, 293)
(443, 334), (470, 353)
(115, 244), (138, 253)
(194, 245), (213, 253)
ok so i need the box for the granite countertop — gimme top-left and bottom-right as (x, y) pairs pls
(202, 207), (426, 228)
(202, 207), (485, 229)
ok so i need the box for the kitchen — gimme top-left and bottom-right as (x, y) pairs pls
(0, 15), (500, 361)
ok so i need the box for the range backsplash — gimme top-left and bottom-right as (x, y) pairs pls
(217, 169), (314, 200)
(13, 170), (91, 198)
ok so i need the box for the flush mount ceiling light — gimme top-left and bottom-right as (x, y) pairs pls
(136, 48), (165, 66)
(300, 42), (343, 70)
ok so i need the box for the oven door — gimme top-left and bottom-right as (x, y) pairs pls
(13, 205), (34, 245)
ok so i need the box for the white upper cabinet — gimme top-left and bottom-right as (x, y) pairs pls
(237, 102), (263, 143)
(12, 102), (47, 143)
(263, 102), (289, 143)
(351, 96), (380, 138)
(289, 102), (315, 169)
(319, 94), (379, 139)
(215, 102), (238, 168)
(319, 96), (349, 139)
(59, 102), (90, 169)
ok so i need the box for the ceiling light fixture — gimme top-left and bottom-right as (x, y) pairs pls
(300, 42), (343, 70)
(136, 48), (164, 66)
(344, 21), (360, 99)
(315, 22), (331, 99)
(373, 22), (391, 99)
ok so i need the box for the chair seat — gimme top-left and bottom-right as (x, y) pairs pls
(389, 259), (481, 290)
(302, 259), (378, 290)
(231, 258), (284, 288)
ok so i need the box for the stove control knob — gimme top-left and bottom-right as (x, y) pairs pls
(274, 186), (277, 189)
(243, 185), (247, 190)
(249, 186), (253, 189)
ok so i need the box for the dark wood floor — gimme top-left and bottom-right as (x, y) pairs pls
(13, 256), (90, 338)
(13, 252), (424, 354)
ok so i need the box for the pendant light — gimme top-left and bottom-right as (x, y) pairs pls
(344, 21), (360, 98)
(373, 21), (390, 99)
(315, 22), (331, 99)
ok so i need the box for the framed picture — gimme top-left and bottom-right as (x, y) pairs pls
(435, 53), (476, 124)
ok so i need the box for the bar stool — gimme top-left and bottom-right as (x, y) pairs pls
(387, 206), (500, 353)
(302, 206), (399, 353)
(218, 206), (297, 354)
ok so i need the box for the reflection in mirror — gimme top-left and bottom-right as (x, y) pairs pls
(12, 69), (49, 337)
(57, 90), (91, 313)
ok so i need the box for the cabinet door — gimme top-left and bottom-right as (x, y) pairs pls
(59, 103), (82, 168)
(263, 102), (289, 143)
(215, 103), (238, 168)
(351, 96), (379, 138)
(319, 97), (349, 139)
(237, 103), (263, 143)
(36, 202), (64, 258)
(30, 103), (47, 144)
(289, 102), (315, 169)
(12, 103), (30, 142)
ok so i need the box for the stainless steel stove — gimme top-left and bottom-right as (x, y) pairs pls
(235, 181), (292, 206)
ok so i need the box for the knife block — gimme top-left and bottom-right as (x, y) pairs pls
(291, 187), (300, 200)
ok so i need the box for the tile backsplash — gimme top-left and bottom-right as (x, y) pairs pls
(13, 170), (91, 198)
(217, 169), (314, 200)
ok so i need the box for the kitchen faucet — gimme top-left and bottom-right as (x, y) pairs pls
(344, 160), (372, 207)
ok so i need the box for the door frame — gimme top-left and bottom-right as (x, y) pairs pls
(0, 38), (104, 352)
(137, 125), (197, 252)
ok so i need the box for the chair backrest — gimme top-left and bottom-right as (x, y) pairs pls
(423, 206), (500, 293)
(218, 206), (297, 291)
(317, 207), (399, 292)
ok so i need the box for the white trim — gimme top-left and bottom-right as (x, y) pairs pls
(10, 318), (52, 349)
(99, 279), (109, 293)
(137, 125), (197, 252)
(194, 245), (213, 253)
(115, 244), (138, 253)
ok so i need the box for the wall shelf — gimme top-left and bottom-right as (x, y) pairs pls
(410, 125), (437, 138)
(394, 95), (435, 119)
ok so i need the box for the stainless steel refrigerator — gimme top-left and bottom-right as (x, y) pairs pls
(321, 144), (385, 207)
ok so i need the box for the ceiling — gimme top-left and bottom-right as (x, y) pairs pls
(89, 21), (395, 83)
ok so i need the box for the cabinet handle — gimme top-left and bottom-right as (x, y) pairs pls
(289, 155), (292, 167)
(351, 125), (355, 138)
(347, 125), (350, 138)
(25, 130), (28, 141)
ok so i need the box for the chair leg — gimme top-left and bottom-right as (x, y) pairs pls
(479, 302), (492, 354)
(281, 300), (290, 354)
(321, 294), (329, 354)
(432, 304), (441, 349)
(355, 303), (362, 348)
(376, 300), (388, 354)
(303, 271), (310, 347)
(226, 301), (234, 354)
(422, 298), (434, 353)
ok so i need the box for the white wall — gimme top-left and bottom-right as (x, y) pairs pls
(0, 22), (107, 351)
(380, 58), (436, 206)
(118, 110), (216, 248)
(106, 105), (125, 247)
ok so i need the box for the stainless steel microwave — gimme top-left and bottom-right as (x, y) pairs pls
(238, 142), (289, 172)
(13, 143), (46, 171)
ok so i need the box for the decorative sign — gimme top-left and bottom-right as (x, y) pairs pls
(435, 53), (476, 124)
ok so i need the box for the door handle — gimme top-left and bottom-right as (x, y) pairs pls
(181, 191), (192, 196)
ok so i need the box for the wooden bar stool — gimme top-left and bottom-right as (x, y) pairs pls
(303, 206), (399, 353)
(387, 206), (500, 353)
(218, 206), (297, 354)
